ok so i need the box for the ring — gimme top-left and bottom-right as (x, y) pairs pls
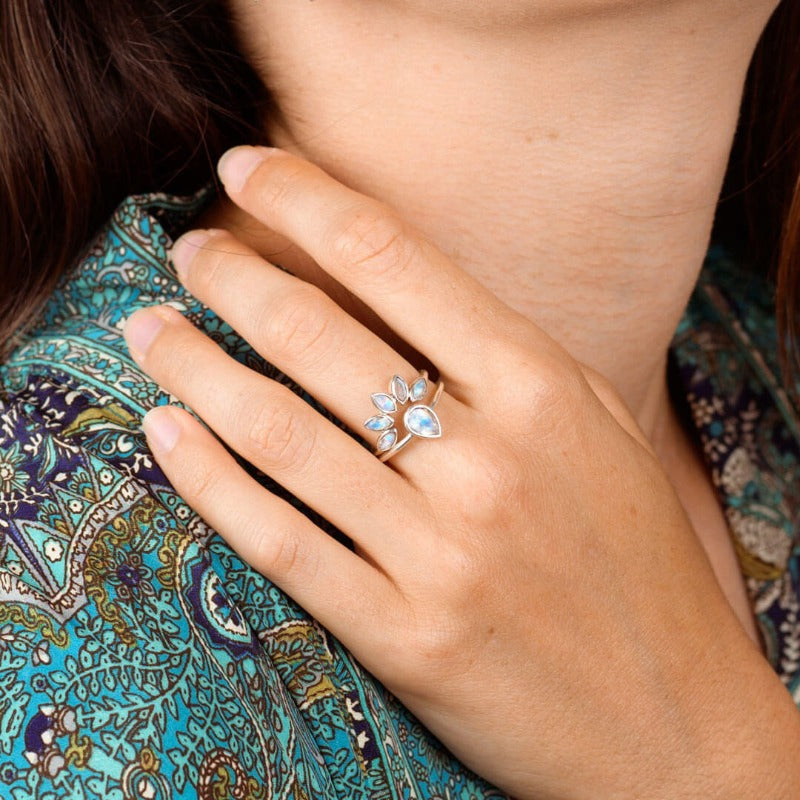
(363, 370), (444, 462)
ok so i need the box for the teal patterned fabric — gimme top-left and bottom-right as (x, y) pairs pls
(0, 189), (798, 799)
(672, 251), (800, 691)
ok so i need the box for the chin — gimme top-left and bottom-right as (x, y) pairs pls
(390, 0), (653, 24)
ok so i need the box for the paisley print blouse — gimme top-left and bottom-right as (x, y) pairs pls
(0, 189), (798, 799)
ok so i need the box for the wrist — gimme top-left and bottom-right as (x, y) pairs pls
(667, 649), (800, 800)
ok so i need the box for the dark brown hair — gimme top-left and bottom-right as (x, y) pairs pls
(1, 0), (799, 385)
(715, 0), (800, 387)
(0, 1), (266, 356)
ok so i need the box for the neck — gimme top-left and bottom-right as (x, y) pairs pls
(217, 0), (776, 456)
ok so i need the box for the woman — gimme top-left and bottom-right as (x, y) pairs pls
(1, 1), (799, 797)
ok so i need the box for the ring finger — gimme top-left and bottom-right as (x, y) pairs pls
(166, 226), (473, 483)
(123, 302), (427, 567)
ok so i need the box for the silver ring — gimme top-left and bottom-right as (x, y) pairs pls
(363, 370), (444, 462)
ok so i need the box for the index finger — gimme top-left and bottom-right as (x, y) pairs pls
(214, 146), (544, 396)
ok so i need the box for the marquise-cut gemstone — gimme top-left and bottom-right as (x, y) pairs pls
(391, 375), (409, 404)
(404, 405), (441, 438)
(409, 376), (427, 401)
(377, 428), (398, 451)
(364, 415), (394, 431)
(371, 393), (397, 414)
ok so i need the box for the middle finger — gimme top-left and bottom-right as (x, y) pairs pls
(214, 147), (554, 401)
(168, 227), (473, 482)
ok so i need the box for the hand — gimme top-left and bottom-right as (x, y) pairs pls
(123, 146), (800, 800)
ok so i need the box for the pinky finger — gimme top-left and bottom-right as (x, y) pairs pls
(142, 404), (397, 645)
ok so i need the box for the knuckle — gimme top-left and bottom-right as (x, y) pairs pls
(259, 287), (335, 368)
(439, 543), (482, 592)
(155, 325), (198, 380)
(259, 162), (306, 209)
(457, 447), (525, 518)
(509, 358), (592, 449)
(182, 461), (220, 504)
(381, 597), (475, 691)
(514, 353), (585, 415)
(331, 208), (416, 281)
(407, 610), (470, 675)
(253, 528), (304, 579)
(244, 398), (315, 473)
(188, 235), (230, 295)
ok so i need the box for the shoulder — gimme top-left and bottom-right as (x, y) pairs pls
(0, 188), (220, 647)
(0, 189), (212, 503)
(0, 183), (320, 530)
(0, 191), (493, 798)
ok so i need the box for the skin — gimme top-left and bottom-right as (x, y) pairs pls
(122, 147), (800, 798)
(204, 0), (780, 642)
(121, 1), (800, 796)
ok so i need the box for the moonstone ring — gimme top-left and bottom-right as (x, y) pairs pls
(363, 370), (444, 462)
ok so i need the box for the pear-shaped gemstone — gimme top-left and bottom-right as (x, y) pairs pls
(409, 376), (427, 401)
(391, 375), (409, 404)
(371, 393), (397, 414)
(376, 428), (398, 452)
(365, 415), (394, 431)
(404, 405), (441, 438)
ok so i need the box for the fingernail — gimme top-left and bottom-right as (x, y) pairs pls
(123, 307), (170, 359)
(171, 229), (212, 282)
(217, 146), (265, 193)
(142, 408), (181, 453)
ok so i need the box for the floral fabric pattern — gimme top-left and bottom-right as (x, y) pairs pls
(671, 250), (800, 695)
(0, 189), (798, 798)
